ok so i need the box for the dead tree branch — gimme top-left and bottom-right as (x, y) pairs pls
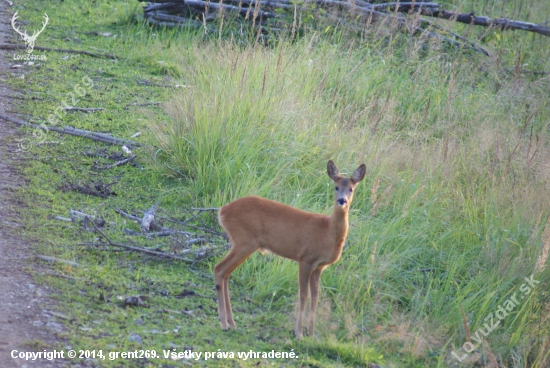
(421, 9), (550, 37)
(0, 113), (141, 148)
(88, 217), (198, 263)
(36, 255), (79, 267)
(138, 0), (550, 57)
(92, 155), (137, 170)
(63, 107), (106, 113)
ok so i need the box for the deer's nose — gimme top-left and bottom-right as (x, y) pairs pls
(337, 198), (347, 206)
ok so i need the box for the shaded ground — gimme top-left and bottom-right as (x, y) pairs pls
(0, 2), (64, 367)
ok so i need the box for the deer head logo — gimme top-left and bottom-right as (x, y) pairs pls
(11, 12), (49, 54)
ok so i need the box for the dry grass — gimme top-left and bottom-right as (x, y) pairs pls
(535, 217), (550, 273)
(373, 317), (444, 359)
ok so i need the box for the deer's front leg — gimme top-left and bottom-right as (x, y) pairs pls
(296, 263), (313, 340)
(308, 266), (324, 337)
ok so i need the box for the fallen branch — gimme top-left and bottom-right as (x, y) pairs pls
(52, 215), (72, 222)
(185, 0), (277, 19)
(77, 205), (229, 267)
(413, 16), (490, 55)
(0, 113), (141, 147)
(118, 206), (223, 236)
(87, 217), (198, 263)
(183, 238), (207, 246)
(139, 0), (550, 58)
(191, 207), (219, 211)
(369, 8), (489, 55)
(157, 215), (226, 237)
(92, 154), (137, 170)
(61, 180), (117, 198)
(143, 2), (186, 13)
(69, 209), (95, 219)
(0, 43), (118, 59)
(126, 101), (162, 107)
(36, 255), (78, 267)
(124, 228), (191, 237)
(43, 271), (81, 280)
(372, 2), (439, 11)
(145, 11), (203, 27)
(180, 243), (228, 255)
(422, 9), (550, 36)
(115, 208), (141, 222)
(176, 222), (224, 237)
(136, 78), (174, 88)
(49, 311), (71, 320)
(63, 107), (106, 113)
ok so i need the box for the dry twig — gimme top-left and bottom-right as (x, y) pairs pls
(92, 155), (137, 171)
(63, 107), (106, 113)
(0, 113), (141, 147)
(36, 255), (78, 267)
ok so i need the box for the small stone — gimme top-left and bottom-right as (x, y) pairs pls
(128, 334), (142, 343)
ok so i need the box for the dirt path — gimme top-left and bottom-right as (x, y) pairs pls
(0, 2), (64, 367)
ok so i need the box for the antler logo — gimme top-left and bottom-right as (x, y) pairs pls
(11, 11), (48, 54)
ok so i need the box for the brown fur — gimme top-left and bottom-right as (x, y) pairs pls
(214, 160), (366, 339)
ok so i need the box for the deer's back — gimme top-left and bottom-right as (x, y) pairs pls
(218, 196), (334, 262)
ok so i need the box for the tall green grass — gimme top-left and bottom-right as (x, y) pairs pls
(142, 2), (550, 366)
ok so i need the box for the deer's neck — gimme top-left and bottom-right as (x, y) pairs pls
(329, 204), (349, 244)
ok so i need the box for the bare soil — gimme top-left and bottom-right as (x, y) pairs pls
(0, 2), (64, 367)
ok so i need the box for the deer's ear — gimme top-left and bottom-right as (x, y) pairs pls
(352, 164), (366, 183)
(327, 160), (339, 181)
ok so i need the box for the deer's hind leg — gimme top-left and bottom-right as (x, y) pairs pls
(214, 240), (257, 329)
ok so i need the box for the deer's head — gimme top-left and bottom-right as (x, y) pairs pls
(327, 160), (366, 209)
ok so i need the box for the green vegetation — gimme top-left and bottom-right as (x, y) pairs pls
(6, 0), (550, 366)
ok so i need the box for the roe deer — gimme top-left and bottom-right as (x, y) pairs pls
(214, 160), (366, 339)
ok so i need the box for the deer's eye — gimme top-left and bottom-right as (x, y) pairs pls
(335, 186), (339, 191)
(350, 188), (353, 192)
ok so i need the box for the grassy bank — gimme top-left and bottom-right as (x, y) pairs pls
(7, 0), (550, 366)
